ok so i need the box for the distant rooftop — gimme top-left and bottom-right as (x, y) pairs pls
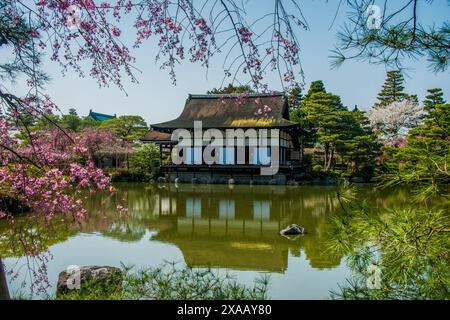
(88, 109), (116, 121)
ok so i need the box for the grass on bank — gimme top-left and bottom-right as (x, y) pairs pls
(55, 262), (270, 300)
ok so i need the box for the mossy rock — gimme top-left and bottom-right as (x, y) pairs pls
(56, 266), (123, 300)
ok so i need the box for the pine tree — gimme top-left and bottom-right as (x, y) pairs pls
(375, 70), (409, 107)
(291, 80), (327, 131)
(390, 103), (450, 198)
(408, 94), (419, 104)
(304, 93), (340, 171)
(339, 109), (380, 176)
(301, 83), (345, 171)
(304, 80), (326, 101)
(291, 81), (379, 175)
(287, 85), (303, 111)
(423, 88), (446, 111)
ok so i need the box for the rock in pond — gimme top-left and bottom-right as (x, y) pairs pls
(280, 224), (305, 236)
(157, 177), (167, 184)
(56, 266), (123, 298)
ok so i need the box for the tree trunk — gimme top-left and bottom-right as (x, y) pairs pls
(0, 257), (10, 300)
(326, 147), (334, 171)
(323, 143), (329, 171)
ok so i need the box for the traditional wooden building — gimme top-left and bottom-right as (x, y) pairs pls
(140, 93), (307, 184)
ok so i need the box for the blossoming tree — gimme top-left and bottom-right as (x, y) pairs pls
(1, 0), (307, 218)
(0, 0), (447, 299)
(0, 1), (307, 297)
(368, 100), (425, 147)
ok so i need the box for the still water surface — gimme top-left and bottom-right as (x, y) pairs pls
(1, 183), (413, 299)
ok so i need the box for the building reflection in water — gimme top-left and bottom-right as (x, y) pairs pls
(86, 184), (344, 273)
(79, 183), (416, 273)
(0, 183), (421, 299)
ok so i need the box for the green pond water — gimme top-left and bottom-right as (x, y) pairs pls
(0, 183), (417, 299)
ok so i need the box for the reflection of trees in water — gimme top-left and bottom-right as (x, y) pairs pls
(77, 184), (347, 270)
(0, 214), (77, 297)
(81, 184), (162, 242)
(328, 192), (449, 299)
(82, 184), (420, 272)
(0, 215), (75, 258)
(146, 185), (345, 271)
(0, 183), (426, 297)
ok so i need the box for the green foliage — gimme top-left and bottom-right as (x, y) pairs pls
(13, 112), (62, 143)
(79, 116), (101, 130)
(0, 1), (48, 85)
(384, 103), (450, 201)
(287, 85), (303, 111)
(331, 2), (449, 73)
(329, 199), (449, 299)
(99, 116), (148, 141)
(330, 101), (450, 299)
(291, 80), (380, 175)
(207, 84), (254, 94)
(60, 108), (81, 131)
(5, 108), (36, 128)
(304, 80), (326, 100)
(423, 88), (446, 112)
(337, 109), (381, 178)
(375, 70), (409, 108)
(56, 263), (270, 300)
(128, 143), (161, 181)
(27, 109), (149, 135)
(22, 109), (102, 133)
(24, 113), (60, 133)
(121, 263), (269, 300)
(312, 164), (323, 172)
(106, 169), (153, 183)
(296, 82), (344, 170)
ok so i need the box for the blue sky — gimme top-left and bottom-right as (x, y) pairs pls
(5, 0), (450, 125)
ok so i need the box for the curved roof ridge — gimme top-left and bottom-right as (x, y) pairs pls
(188, 92), (285, 99)
(88, 109), (117, 121)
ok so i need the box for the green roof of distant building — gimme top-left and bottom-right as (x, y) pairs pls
(88, 109), (117, 121)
